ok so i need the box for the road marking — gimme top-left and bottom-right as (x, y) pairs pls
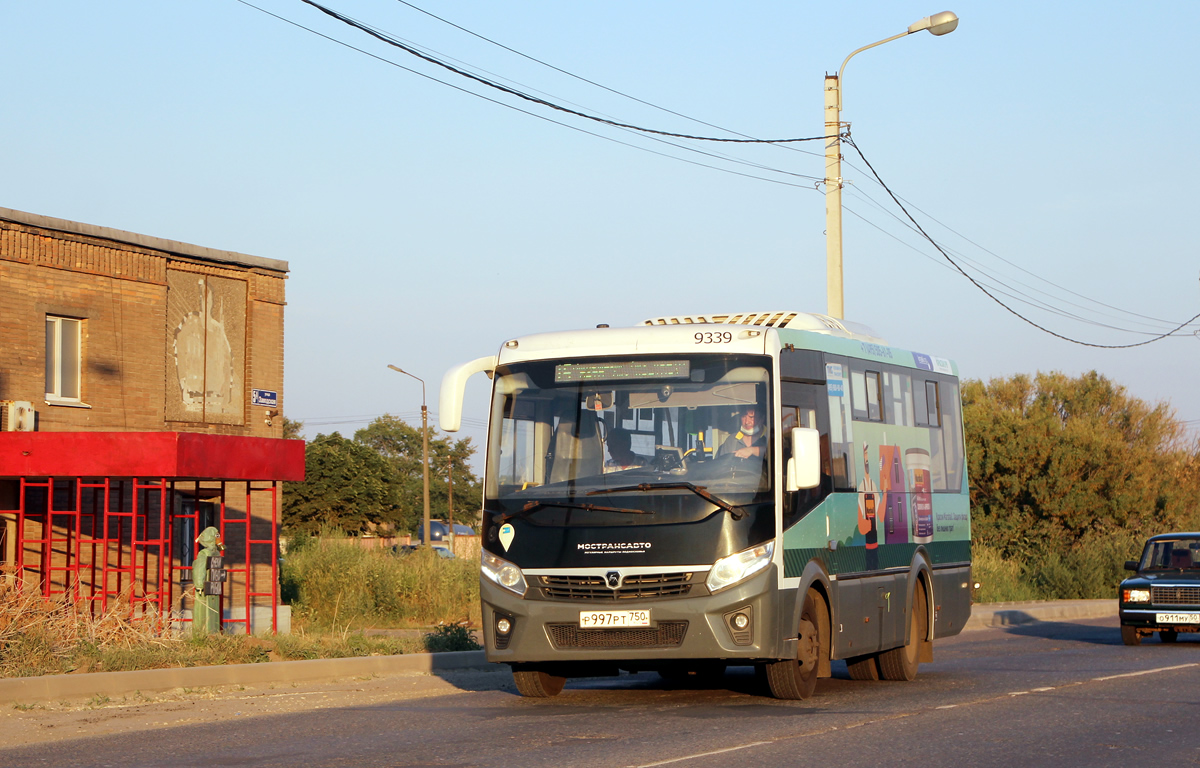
(636, 741), (775, 767)
(632, 661), (1200, 766)
(1092, 662), (1198, 682)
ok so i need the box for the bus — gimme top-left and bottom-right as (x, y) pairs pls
(438, 311), (972, 699)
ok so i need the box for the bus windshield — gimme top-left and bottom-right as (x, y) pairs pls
(486, 354), (773, 526)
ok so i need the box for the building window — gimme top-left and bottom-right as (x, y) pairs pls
(45, 316), (82, 402)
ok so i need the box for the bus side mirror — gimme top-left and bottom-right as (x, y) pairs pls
(439, 355), (497, 432)
(787, 427), (821, 492)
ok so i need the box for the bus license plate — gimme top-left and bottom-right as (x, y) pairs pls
(580, 610), (650, 628)
(1156, 612), (1200, 624)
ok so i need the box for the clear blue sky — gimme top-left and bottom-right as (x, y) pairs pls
(4, 1), (1198, 457)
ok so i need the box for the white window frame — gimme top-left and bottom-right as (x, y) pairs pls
(45, 315), (83, 404)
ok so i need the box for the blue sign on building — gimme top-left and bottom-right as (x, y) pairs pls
(251, 389), (278, 408)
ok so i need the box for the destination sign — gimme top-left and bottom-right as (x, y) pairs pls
(554, 360), (690, 383)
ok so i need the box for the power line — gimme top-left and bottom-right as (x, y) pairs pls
(842, 157), (1187, 331)
(839, 198), (1181, 337)
(841, 185), (1187, 337)
(388, 0), (825, 161)
(247, 0), (1196, 342)
(299, 0), (827, 145)
(235, 0), (823, 188)
(843, 135), (1200, 349)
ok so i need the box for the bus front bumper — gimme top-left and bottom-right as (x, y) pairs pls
(480, 565), (796, 666)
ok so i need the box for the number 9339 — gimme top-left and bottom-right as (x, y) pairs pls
(694, 331), (732, 344)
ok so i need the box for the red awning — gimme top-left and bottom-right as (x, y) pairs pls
(0, 432), (305, 481)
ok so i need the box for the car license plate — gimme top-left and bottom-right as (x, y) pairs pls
(579, 610), (650, 628)
(1156, 612), (1200, 624)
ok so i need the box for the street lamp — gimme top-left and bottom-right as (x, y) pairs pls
(388, 364), (431, 550)
(824, 11), (959, 319)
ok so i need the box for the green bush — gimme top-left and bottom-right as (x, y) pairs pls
(974, 531), (1145, 602)
(423, 622), (481, 653)
(972, 544), (1038, 603)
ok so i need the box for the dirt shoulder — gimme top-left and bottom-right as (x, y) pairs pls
(0, 665), (513, 750)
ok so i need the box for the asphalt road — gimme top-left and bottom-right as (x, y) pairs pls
(2, 616), (1197, 768)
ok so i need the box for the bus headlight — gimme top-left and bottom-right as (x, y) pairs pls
(706, 541), (775, 594)
(482, 550), (527, 596)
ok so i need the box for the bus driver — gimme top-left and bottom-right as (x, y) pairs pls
(720, 405), (767, 459)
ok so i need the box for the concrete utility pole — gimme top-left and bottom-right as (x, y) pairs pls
(824, 11), (959, 319)
(388, 364), (431, 549)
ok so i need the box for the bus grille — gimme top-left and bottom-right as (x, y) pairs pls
(547, 622), (688, 649)
(538, 573), (695, 601)
(1152, 585), (1200, 605)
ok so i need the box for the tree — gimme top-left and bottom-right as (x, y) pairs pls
(963, 371), (1200, 560)
(281, 432), (405, 534)
(282, 416), (305, 440)
(354, 414), (483, 532)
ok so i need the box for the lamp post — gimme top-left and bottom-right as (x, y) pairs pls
(388, 364), (431, 550)
(446, 455), (454, 553)
(824, 11), (959, 320)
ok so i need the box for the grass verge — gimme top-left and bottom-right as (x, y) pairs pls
(281, 532), (481, 629)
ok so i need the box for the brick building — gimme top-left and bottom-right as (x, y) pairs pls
(0, 207), (304, 633)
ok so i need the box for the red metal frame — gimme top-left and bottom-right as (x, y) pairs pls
(1, 476), (283, 634)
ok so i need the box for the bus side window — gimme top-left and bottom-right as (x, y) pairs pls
(926, 381), (941, 427)
(825, 355), (855, 490)
(915, 379), (939, 427)
(850, 365), (883, 423)
(939, 379), (964, 491)
(883, 369), (913, 427)
(781, 382), (833, 528)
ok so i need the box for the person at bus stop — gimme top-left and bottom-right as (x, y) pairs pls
(720, 405), (767, 459)
(858, 442), (880, 570)
(605, 428), (644, 472)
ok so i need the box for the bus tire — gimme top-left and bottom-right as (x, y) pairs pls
(512, 667), (566, 697)
(766, 589), (825, 700)
(879, 582), (927, 682)
(846, 653), (880, 681)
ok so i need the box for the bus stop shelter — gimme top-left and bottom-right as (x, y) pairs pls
(0, 432), (305, 634)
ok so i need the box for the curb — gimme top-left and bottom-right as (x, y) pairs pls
(1, 600), (1119, 706)
(0, 650), (488, 707)
(963, 599), (1116, 630)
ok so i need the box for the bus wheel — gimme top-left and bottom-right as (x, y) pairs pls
(1120, 625), (1141, 646)
(879, 583), (927, 682)
(766, 589), (825, 700)
(846, 654), (880, 681)
(512, 667), (566, 697)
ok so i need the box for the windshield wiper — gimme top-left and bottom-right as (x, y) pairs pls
(493, 499), (654, 524)
(587, 482), (747, 521)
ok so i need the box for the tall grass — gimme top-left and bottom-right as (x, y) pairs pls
(0, 582), (431, 678)
(0, 582), (280, 677)
(973, 531), (1143, 603)
(280, 533), (480, 629)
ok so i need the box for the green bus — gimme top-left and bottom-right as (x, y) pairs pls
(439, 311), (972, 698)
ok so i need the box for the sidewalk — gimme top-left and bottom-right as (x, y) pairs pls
(0, 600), (1118, 706)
